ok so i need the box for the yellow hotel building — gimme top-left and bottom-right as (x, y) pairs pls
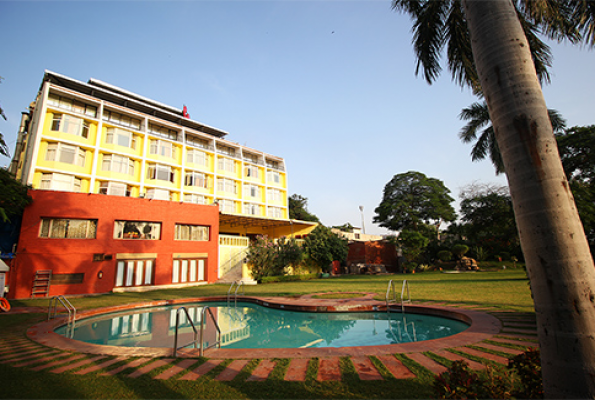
(9, 71), (317, 284)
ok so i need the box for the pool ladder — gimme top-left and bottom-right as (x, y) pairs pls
(227, 280), (244, 306)
(48, 295), (77, 338)
(386, 279), (411, 313)
(173, 306), (221, 357)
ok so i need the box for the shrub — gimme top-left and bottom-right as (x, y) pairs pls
(433, 348), (543, 399)
(451, 244), (470, 260)
(247, 236), (306, 281)
(303, 225), (348, 273)
(433, 360), (486, 399)
(508, 347), (543, 399)
(437, 250), (453, 262)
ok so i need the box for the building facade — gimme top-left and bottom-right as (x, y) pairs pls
(6, 71), (317, 299)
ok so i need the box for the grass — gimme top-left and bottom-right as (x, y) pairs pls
(0, 268), (535, 399)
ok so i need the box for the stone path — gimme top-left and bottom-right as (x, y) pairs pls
(0, 305), (539, 382)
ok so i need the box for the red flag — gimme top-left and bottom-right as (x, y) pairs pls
(182, 105), (190, 119)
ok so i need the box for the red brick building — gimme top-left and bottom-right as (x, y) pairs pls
(7, 190), (219, 299)
(347, 241), (398, 272)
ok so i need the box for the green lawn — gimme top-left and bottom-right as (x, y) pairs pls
(0, 268), (535, 399)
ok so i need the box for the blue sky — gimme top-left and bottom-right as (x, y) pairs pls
(1, 1), (593, 235)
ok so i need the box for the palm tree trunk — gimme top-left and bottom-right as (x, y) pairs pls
(463, 0), (595, 398)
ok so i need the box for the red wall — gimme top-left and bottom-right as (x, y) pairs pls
(8, 190), (219, 299)
(347, 241), (397, 270)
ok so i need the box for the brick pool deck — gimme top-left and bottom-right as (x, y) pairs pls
(0, 294), (539, 382)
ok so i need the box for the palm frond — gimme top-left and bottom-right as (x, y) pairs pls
(410, 1), (450, 84)
(516, 10), (553, 85)
(518, 0), (580, 43)
(446, 1), (480, 93)
(570, 0), (595, 47)
(458, 102), (491, 143)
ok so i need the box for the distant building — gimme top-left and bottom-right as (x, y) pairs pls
(6, 71), (317, 299)
(331, 227), (384, 242)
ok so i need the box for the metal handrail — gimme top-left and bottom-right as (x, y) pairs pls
(173, 307), (199, 357)
(48, 295), (76, 322)
(401, 280), (412, 310)
(227, 280), (245, 306)
(48, 295), (77, 338)
(199, 306), (221, 356)
(386, 280), (412, 313)
(386, 279), (397, 309)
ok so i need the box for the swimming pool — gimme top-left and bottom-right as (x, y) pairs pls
(55, 301), (469, 350)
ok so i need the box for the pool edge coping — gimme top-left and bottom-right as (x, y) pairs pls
(26, 295), (502, 359)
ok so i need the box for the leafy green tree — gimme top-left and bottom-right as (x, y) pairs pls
(557, 125), (595, 256)
(288, 194), (319, 222)
(373, 171), (456, 232)
(0, 169), (32, 223)
(303, 225), (348, 273)
(397, 229), (429, 265)
(392, 1), (595, 396)
(459, 187), (520, 260)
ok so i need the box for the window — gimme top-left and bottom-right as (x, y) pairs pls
(245, 165), (260, 179)
(48, 94), (97, 117)
(145, 188), (170, 200)
(99, 181), (130, 197)
(217, 157), (236, 173)
(114, 221), (161, 240)
(244, 152), (259, 164)
(103, 110), (141, 130)
(217, 178), (237, 194)
(172, 259), (206, 283)
(184, 194), (206, 204)
(147, 164), (175, 183)
(187, 149), (209, 167)
(187, 135), (211, 150)
(40, 218), (97, 239)
(102, 154), (134, 175)
(218, 199), (236, 214)
(267, 170), (281, 184)
(267, 188), (283, 202)
(46, 143), (86, 167)
(148, 124), (178, 140)
(185, 171), (208, 188)
(51, 114), (90, 138)
(175, 224), (209, 241)
(244, 203), (261, 216)
(150, 139), (176, 158)
(50, 273), (85, 284)
(105, 127), (137, 150)
(267, 206), (284, 219)
(40, 173), (81, 192)
(243, 183), (261, 198)
(266, 159), (282, 170)
(217, 145), (236, 157)
(115, 259), (154, 287)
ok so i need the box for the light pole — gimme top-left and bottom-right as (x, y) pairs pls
(359, 205), (365, 234)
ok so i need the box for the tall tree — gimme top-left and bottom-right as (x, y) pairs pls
(392, 1), (595, 397)
(459, 185), (520, 259)
(288, 194), (319, 222)
(557, 125), (595, 256)
(0, 169), (32, 223)
(373, 171), (456, 231)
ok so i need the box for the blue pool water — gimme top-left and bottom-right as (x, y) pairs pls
(56, 301), (468, 349)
